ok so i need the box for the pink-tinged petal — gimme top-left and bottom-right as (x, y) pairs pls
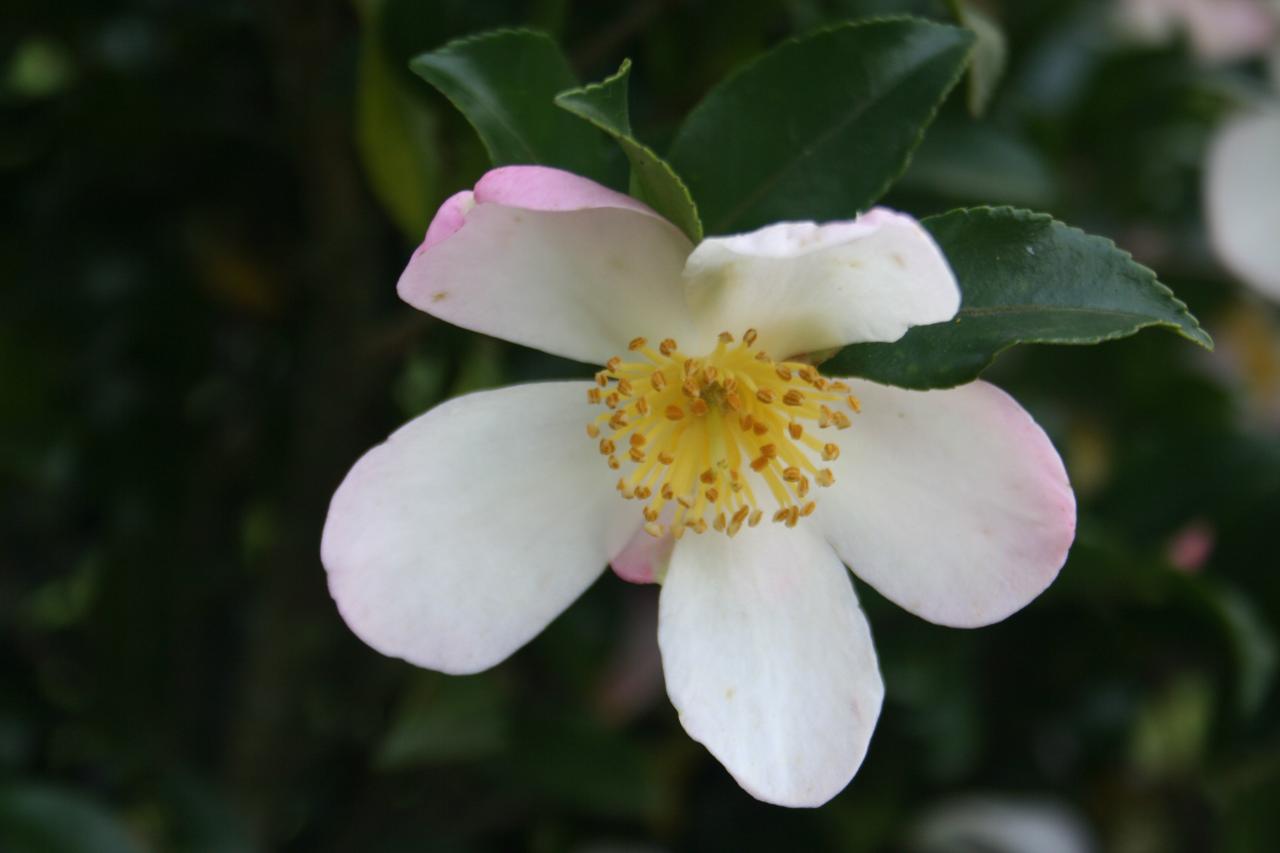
(472, 165), (660, 216)
(399, 166), (698, 365)
(1181, 0), (1277, 62)
(682, 209), (959, 359)
(815, 380), (1076, 628)
(1165, 519), (1215, 573)
(1205, 107), (1280, 303)
(322, 382), (638, 674)
(609, 525), (673, 585)
(1118, 0), (1277, 62)
(658, 524), (883, 807)
(418, 189), (474, 252)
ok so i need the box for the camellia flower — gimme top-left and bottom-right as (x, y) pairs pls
(1205, 107), (1280, 303)
(1116, 0), (1277, 62)
(321, 166), (1076, 807)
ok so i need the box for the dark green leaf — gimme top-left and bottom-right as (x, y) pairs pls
(667, 18), (974, 234)
(827, 207), (1213, 388)
(555, 60), (703, 241)
(0, 785), (142, 853)
(947, 0), (1007, 115)
(355, 0), (440, 238)
(409, 29), (612, 182)
(375, 672), (508, 769)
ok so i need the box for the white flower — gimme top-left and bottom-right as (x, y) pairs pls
(321, 166), (1076, 807)
(1116, 0), (1277, 62)
(1205, 106), (1280, 303)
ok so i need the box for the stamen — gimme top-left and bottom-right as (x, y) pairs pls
(586, 329), (860, 537)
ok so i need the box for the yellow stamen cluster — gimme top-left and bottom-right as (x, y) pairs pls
(586, 330), (861, 539)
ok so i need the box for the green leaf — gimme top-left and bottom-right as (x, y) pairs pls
(355, 0), (440, 238)
(375, 672), (508, 769)
(555, 60), (703, 242)
(0, 785), (143, 853)
(409, 29), (612, 182)
(827, 207), (1213, 389)
(947, 0), (1007, 115)
(667, 18), (974, 235)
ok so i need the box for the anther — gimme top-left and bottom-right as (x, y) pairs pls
(788, 423), (803, 440)
(749, 510), (763, 527)
(700, 469), (716, 484)
(658, 451), (675, 465)
(776, 365), (793, 381)
(690, 398), (710, 416)
(677, 494), (695, 509)
(616, 379), (633, 396)
(752, 421), (769, 436)
(608, 456), (620, 470)
(659, 338), (678, 355)
(705, 487), (719, 502)
(628, 337), (647, 351)
(586, 423), (600, 438)
(801, 501), (816, 517)
(816, 468), (835, 487)
(822, 443), (840, 461)
(783, 389), (805, 406)
(635, 486), (651, 500)
(743, 328), (758, 346)
(760, 444), (778, 458)
(756, 388), (775, 404)
(635, 397), (650, 415)
(782, 466), (801, 482)
(713, 513), (727, 531)
(605, 392), (620, 409)
(606, 357), (622, 371)
(599, 439), (615, 455)
(609, 411), (627, 430)
(847, 395), (862, 413)
(651, 371), (668, 391)
(644, 522), (663, 538)
(661, 483), (675, 500)
(832, 411), (852, 430)
(629, 447), (645, 463)
(718, 331), (734, 344)
(629, 433), (646, 447)
(643, 506), (659, 522)
(587, 388), (602, 404)
(665, 405), (685, 421)
(595, 372), (609, 387)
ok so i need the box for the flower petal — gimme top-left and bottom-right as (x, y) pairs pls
(322, 381), (637, 674)
(682, 209), (959, 358)
(1206, 107), (1280, 303)
(398, 166), (698, 365)
(816, 380), (1075, 628)
(658, 524), (883, 807)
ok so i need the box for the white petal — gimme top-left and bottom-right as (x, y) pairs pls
(816, 380), (1075, 628)
(682, 209), (959, 358)
(398, 166), (698, 365)
(1206, 107), (1280, 302)
(322, 382), (636, 674)
(658, 524), (883, 807)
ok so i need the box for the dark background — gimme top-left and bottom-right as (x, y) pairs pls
(2, 0), (1278, 850)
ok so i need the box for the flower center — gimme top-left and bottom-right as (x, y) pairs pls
(586, 330), (859, 539)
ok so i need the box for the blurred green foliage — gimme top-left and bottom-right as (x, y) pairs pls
(2, 0), (1278, 851)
